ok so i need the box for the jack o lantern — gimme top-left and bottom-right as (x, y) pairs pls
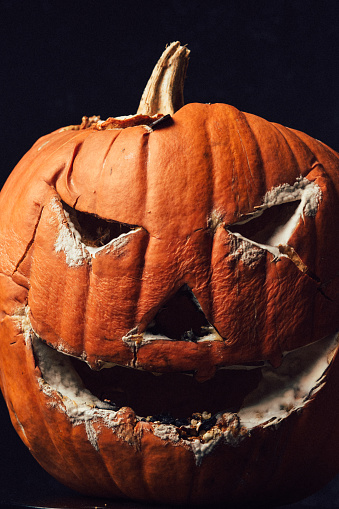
(0, 42), (338, 506)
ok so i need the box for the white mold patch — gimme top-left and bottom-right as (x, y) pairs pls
(14, 412), (28, 441)
(153, 424), (180, 443)
(33, 334), (100, 407)
(228, 235), (266, 267)
(262, 177), (321, 216)
(55, 218), (90, 267)
(33, 333), (121, 449)
(153, 415), (244, 465)
(51, 197), (136, 267)
(11, 306), (35, 347)
(51, 198), (90, 267)
(190, 435), (222, 466)
(208, 209), (224, 233)
(84, 420), (100, 451)
(85, 230), (132, 258)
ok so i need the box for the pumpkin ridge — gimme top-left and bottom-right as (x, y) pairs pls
(140, 128), (151, 232)
(202, 111), (223, 327)
(78, 240), (91, 359)
(45, 130), (93, 187)
(289, 126), (339, 178)
(11, 205), (44, 278)
(269, 122), (304, 177)
(234, 111), (259, 189)
(242, 113), (301, 189)
(65, 140), (85, 197)
(271, 122), (322, 183)
(239, 112), (268, 202)
(18, 324), (85, 486)
(237, 126), (252, 210)
(180, 212), (215, 324)
(232, 110), (273, 210)
(270, 261), (284, 360)
(101, 130), (123, 178)
(235, 121), (256, 211)
(66, 415), (125, 496)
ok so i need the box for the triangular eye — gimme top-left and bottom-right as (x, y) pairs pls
(227, 200), (301, 247)
(145, 284), (213, 341)
(62, 201), (139, 248)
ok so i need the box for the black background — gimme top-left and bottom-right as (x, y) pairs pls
(1, 1), (339, 508)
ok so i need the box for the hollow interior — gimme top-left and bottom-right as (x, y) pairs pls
(32, 327), (338, 431)
(227, 200), (300, 246)
(62, 201), (138, 247)
(144, 285), (212, 341)
(70, 359), (262, 418)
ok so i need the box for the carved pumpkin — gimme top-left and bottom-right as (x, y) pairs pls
(0, 42), (338, 506)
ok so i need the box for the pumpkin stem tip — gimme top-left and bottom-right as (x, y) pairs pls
(137, 41), (190, 117)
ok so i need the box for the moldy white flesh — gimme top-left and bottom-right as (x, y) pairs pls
(14, 308), (339, 464)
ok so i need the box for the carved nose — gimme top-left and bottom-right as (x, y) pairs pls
(145, 284), (211, 341)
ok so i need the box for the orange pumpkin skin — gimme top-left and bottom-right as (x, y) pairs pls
(0, 101), (338, 506)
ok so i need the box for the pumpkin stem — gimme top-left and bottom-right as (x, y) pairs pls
(137, 41), (190, 116)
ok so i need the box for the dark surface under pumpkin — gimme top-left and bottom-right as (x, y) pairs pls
(0, 43), (338, 506)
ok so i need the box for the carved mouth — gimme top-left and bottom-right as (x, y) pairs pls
(26, 309), (338, 459)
